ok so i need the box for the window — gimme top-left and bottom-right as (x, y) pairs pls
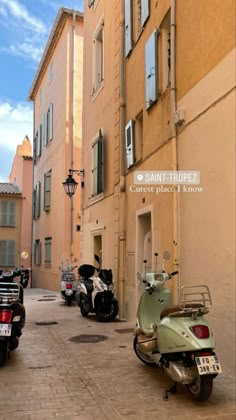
(145, 30), (159, 110)
(0, 240), (15, 266)
(125, 0), (150, 56)
(33, 182), (41, 219)
(44, 171), (51, 212)
(1, 201), (15, 227)
(34, 239), (42, 265)
(92, 130), (104, 196)
(88, 0), (95, 7)
(93, 19), (104, 94)
(125, 120), (135, 168)
(161, 10), (171, 91)
(49, 62), (53, 81)
(44, 237), (52, 265)
(43, 103), (53, 146)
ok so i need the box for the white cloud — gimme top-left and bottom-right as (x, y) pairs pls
(0, 0), (47, 34)
(4, 42), (44, 62)
(0, 101), (33, 152)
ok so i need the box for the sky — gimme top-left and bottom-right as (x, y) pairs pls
(0, 0), (84, 182)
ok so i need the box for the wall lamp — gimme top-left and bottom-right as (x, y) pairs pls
(63, 169), (85, 198)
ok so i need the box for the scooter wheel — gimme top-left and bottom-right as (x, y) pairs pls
(133, 336), (156, 366)
(95, 299), (119, 322)
(186, 373), (213, 401)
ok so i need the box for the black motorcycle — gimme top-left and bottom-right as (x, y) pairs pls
(76, 255), (119, 322)
(0, 269), (26, 366)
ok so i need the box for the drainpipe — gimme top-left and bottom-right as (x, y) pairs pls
(171, 0), (180, 301)
(118, 0), (126, 319)
(70, 12), (76, 258)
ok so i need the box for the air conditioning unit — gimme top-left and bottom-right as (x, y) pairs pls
(174, 107), (185, 125)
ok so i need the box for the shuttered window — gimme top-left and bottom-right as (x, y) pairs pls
(0, 240), (15, 266)
(88, 0), (95, 7)
(125, 120), (134, 168)
(145, 30), (159, 110)
(93, 20), (104, 93)
(37, 124), (42, 157)
(43, 103), (53, 146)
(92, 130), (104, 196)
(44, 171), (51, 211)
(125, 0), (132, 56)
(1, 201), (15, 227)
(35, 182), (41, 218)
(45, 237), (52, 265)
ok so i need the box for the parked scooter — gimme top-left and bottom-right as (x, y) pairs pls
(59, 261), (78, 306)
(133, 252), (222, 402)
(19, 266), (30, 289)
(0, 268), (26, 366)
(76, 255), (119, 322)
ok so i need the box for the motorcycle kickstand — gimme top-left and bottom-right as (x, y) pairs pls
(163, 382), (177, 401)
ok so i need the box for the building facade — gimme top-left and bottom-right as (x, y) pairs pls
(0, 184), (22, 269)
(9, 136), (33, 270)
(28, 8), (84, 290)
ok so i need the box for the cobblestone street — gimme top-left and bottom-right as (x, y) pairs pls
(0, 289), (235, 420)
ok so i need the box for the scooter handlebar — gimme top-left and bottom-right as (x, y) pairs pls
(170, 271), (178, 277)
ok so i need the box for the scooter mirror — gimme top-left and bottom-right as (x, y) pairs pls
(163, 251), (170, 261)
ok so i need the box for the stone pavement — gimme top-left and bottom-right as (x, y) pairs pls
(0, 289), (235, 420)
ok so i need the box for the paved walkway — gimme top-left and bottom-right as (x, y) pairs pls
(0, 289), (235, 420)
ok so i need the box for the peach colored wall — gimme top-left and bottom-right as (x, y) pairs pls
(81, 0), (121, 276)
(32, 15), (83, 290)
(177, 46), (235, 376)
(176, 0), (236, 100)
(9, 138), (33, 268)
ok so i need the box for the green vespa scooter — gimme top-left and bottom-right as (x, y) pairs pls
(133, 252), (222, 402)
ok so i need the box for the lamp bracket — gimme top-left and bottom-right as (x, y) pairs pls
(69, 169), (85, 177)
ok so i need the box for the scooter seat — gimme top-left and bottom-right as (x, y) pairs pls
(160, 303), (205, 319)
(83, 279), (94, 293)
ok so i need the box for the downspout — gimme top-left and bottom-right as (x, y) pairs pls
(118, 0), (126, 319)
(171, 0), (180, 301)
(30, 103), (35, 287)
(70, 12), (76, 258)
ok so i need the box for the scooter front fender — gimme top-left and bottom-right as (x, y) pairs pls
(158, 316), (215, 354)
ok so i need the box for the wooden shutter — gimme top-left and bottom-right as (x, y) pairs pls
(1, 201), (15, 226)
(0, 240), (15, 266)
(97, 131), (104, 193)
(44, 171), (51, 211)
(88, 0), (95, 7)
(43, 112), (47, 146)
(36, 182), (41, 218)
(141, 0), (150, 27)
(125, 120), (134, 168)
(145, 30), (159, 110)
(92, 141), (98, 196)
(125, 0), (132, 57)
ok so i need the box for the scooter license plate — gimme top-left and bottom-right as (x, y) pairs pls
(0, 324), (12, 337)
(195, 355), (222, 375)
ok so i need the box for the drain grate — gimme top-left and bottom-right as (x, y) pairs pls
(37, 298), (56, 301)
(43, 295), (58, 298)
(29, 365), (52, 369)
(35, 321), (58, 326)
(69, 334), (108, 343)
(115, 328), (134, 334)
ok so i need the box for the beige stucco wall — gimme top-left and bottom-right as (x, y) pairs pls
(177, 48), (236, 375)
(32, 15), (83, 290)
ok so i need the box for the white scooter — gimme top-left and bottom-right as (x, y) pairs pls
(133, 252), (222, 401)
(59, 260), (78, 306)
(76, 255), (119, 322)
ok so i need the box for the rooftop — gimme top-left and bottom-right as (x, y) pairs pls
(0, 183), (22, 195)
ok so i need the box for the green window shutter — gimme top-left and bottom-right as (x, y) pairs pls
(97, 132), (104, 193)
(45, 238), (52, 264)
(125, 0), (132, 57)
(43, 112), (47, 146)
(145, 30), (159, 110)
(141, 0), (150, 27)
(33, 133), (37, 163)
(1, 201), (15, 226)
(37, 124), (42, 156)
(92, 142), (98, 196)
(49, 103), (53, 141)
(36, 182), (41, 218)
(44, 171), (51, 211)
(0, 240), (15, 266)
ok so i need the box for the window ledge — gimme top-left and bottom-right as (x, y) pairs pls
(89, 192), (104, 204)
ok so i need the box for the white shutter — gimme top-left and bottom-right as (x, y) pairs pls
(141, 0), (150, 27)
(145, 30), (159, 110)
(125, 0), (132, 57)
(125, 120), (134, 168)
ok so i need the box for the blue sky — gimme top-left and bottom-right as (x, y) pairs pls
(0, 0), (84, 182)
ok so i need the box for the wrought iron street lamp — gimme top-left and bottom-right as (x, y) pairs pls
(63, 169), (85, 198)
